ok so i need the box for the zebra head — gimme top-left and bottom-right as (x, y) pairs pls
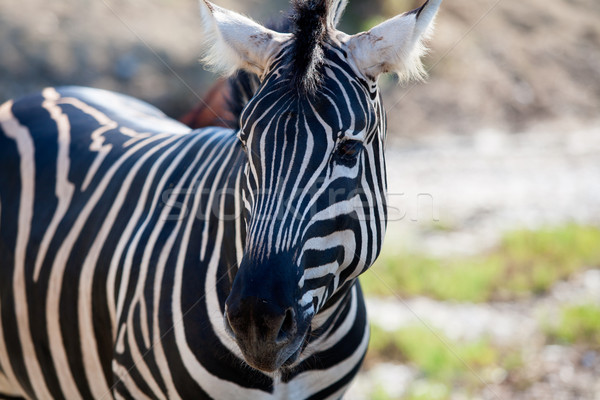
(199, 0), (441, 372)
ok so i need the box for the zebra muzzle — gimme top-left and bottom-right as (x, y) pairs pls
(224, 296), (304, 372)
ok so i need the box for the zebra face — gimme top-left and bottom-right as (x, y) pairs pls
(200, 0), (441, 373)
(224, 46), (388, 372)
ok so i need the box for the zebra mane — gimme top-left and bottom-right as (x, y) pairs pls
(288, 0), (329, 95)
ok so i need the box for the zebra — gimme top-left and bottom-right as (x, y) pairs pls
(0, 0), (441, 398)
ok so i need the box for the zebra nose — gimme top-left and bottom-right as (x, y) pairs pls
(225, 296), (297, 346)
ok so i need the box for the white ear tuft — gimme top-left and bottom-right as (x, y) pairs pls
(198, 0), (291, 77)
(346, 0), (441, 82)
(326, 0), (349, 28)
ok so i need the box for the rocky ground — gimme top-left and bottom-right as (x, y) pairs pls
(347, 269), (600, 400)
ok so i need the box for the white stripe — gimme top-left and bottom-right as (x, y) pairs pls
(33, 88), (76, 281)
(0, 296), (25, 397)
(324, 67), (355, 130)
(233, 170), (245, 265)
(114, 391), (126, 400)
(0, 100), (54, 399)
(55, 97), (117, 192)
(81, 125), (115, 191)
(106, 133), (204, 334)
(0, 371), (19, 397)
(112, 360), (153, 400)
(78, 132), (180, 399)
(46, 134), (167, 400)
(303, 262), (338, 280)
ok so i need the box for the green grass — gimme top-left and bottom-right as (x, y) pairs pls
(366, 323), (522, 399)
(543, 304), (600, 347)
(360, 224), (600, 302)
(368, 325), (500, 382)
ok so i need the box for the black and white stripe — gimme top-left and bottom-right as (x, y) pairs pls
(0, 0), (441, 397)
(0, 74), (375, 398)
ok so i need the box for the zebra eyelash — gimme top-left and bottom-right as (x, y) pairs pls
(334, 138), (363, 165)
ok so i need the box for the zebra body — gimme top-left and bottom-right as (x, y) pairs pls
(0, 0), (441, 398)
(0, 86), (368, 399)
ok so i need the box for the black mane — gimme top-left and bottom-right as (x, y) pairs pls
(289, 0), (328, 94)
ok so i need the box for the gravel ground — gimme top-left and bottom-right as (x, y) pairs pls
(346, 268), (600, 400)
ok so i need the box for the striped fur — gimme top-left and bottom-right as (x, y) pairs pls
(0, 56), (379, 398)
(0, 0), (441, 398)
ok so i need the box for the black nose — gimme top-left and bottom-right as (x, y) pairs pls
(224, 252), (301, 371)
(226, 296), (297, 346)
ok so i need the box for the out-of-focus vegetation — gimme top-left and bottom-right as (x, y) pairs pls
(363, 301), (600, 400)
(543, 304), (600, 347)
(359, 224), (600, 399)
(366, 323), (522, 400)
(360, 225), (600, 302)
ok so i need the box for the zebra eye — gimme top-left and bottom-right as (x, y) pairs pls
(335, 139), (363, 165)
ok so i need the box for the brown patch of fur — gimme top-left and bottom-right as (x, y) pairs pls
(179, 79), (236, 129)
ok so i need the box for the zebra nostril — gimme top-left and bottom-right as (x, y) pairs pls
(276, 308), (296, 344)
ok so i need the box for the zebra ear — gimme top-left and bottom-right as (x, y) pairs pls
(199, 0), (292, 76)
(326, 0), (349, 28)
(346, 0), (441, 81)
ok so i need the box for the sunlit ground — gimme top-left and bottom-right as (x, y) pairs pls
(347, 128), (600, 399)
(352, 225), (600, 399)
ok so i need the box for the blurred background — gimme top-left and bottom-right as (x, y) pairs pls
(1, 0), (599, 399)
